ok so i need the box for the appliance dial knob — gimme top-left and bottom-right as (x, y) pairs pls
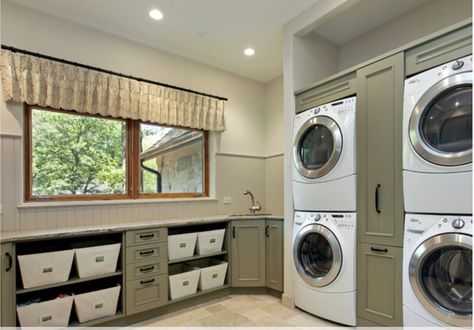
(452, 60), (464, 70)
(452, 219), (465, 229)
(314, 214), (321, 221)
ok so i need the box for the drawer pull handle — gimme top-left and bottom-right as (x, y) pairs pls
(139, 250), (155, 256)
(5, 252), (12, 272)
(140, 278), (155, 285)
(139, 266), (155, 273)
(139, 233), (155, 240)
(371, 247), (388, 253)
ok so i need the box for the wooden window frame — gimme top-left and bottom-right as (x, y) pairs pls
(24, 105), (210, 202)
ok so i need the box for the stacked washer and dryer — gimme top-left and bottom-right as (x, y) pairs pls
(402, 56), (472, 327)
(291, 96), (357, 326)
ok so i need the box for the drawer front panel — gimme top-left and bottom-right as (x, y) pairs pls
(126, 274), (168, 315)
(126, 228), (167, 247)
(126, 242), (167, 264)
(126, 258), (167, 281)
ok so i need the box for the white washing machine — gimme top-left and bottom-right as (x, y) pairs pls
(293, 211), (356, 326)
(403, 55), (472, 214)
(403, 213), (472, 327)
(292, 96), (356, 211)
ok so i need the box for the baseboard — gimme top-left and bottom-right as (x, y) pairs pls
(281, 292), (294, 308)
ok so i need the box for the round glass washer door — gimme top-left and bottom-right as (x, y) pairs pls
(293, 116), (343, 178)
(409, 233), (472, 327)
(293, 224), (342, 287)
(409, 72), (472, 166)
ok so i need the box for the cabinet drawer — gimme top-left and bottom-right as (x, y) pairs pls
(126, 228), (167, 247)
(405, 24), (472, 77)
(126, 243), (167, 264)
(126, 258), (167, 281)
(295, 72), (356, 113)
(126, 274), (168, 315)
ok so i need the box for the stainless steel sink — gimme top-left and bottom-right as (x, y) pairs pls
(228, 213), (272, 217)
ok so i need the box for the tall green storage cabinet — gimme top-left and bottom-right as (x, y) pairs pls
(355, 53), (404, 326)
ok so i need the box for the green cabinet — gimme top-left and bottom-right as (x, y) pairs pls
(357, 243), (403, 327)
(356, 53), (404, 248)
(0, 243), (15, 326)
(265, 220), (283, 292)
(230, 220), (266, 287)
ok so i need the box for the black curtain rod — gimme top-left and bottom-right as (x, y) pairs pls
(1, 45), (228, 101)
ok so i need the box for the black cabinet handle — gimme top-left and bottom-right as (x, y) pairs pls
(139, 233), (155, 240)
(140, 278), (155, 285)
(371, 246), (388, 253)
(139, 266), (155, 273)
(139, 250), (154, 256)
(5, 252), (12, 272)
(232, 226), (236, 239)
(375, 184), (381, 214)
(265, 225), (269, 238)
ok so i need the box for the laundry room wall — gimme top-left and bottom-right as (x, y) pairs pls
(0, 2), (284, 232)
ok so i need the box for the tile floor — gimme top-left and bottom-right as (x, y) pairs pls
(131, 294), (339, 327)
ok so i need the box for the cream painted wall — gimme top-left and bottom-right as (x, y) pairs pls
(338, 0), (472, 70)
(0, 3), (285, 232)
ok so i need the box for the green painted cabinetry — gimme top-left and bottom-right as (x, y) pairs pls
(356, 53), (404, 248)
(355, 53), (405, 327)
(0, 243), (15, 326)
(230, 220), (266, 287)
(357, 243), (403, 326)
(265, 220), (283, 292)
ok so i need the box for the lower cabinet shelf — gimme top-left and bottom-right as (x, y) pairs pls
(168, 284), (230, 304)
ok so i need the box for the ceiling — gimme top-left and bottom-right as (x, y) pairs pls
(5, 0), (319, 83)
(313, 0), (431, 45)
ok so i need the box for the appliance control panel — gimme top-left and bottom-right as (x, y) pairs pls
(294, 211), (356, 229)
(297, 96), (356, 120)
(405, 214), (472, 234)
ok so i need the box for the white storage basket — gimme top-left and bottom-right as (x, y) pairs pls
(198, 259), (228, 291)
(168, 264), (200, 300)
(17, 296), (73, 327)
(73, 285), (121, 323)
(167, 233), (197, 260)
(195, 229), (225, 255)
(18, 249), (75, 288)
(74, 243), (121, 278)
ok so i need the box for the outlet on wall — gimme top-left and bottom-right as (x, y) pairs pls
(223, 197), (232, 205)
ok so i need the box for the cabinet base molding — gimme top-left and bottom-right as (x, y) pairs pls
(281, 293), (294, 308)
(356, 317), (384, 327)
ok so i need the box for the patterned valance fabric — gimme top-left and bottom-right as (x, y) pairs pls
(1, 50), (226, 131)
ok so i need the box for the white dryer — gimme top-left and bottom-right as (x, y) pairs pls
(293, 211), (356, 326)
(292, 97), (356, 211)
(403, 213), (472, 327)
(403, 55), (472, 214)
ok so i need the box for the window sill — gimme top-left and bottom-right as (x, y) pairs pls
(18, 197), (219, 209)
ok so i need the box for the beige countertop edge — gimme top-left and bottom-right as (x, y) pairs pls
(0, 214), (284, 243)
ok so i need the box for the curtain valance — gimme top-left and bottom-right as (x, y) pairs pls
(1, 50), (226, 131)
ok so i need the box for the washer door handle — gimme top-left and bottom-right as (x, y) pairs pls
(375, 184), (381, 214)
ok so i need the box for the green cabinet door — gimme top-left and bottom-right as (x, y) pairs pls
(1, 243), (15, 326)
(356, 53), (404, 247)
(265, 220), (283, 292)
(357, 243), (403, 327)
(230, 220), (266, 287)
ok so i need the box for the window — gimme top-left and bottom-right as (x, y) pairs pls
(25, 106), (209, 201)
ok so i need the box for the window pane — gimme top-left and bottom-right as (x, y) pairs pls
(140, 123), (204, 194)
(31, 109), (126, 196)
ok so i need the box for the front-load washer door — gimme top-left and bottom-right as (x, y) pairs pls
(293, 116), (343, 179)
(409, 72), (472, 166)
(293, 223), (342, 287)
(409, 233), (472, 327)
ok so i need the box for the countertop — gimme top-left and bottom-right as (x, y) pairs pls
(0, 214), (283, 243)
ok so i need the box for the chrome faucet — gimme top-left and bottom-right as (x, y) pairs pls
(243, 190), (262, 215)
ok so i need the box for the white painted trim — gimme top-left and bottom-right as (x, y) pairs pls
(216, 152), (284, 159)
(18, 197), (219, 209)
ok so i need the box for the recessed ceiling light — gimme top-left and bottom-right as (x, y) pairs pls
(149, 9), (164, 21)
(244, 48), (255, 56)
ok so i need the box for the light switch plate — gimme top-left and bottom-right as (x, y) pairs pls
(223, 197), (232, 205)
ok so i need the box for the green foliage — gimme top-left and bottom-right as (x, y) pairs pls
(32, 109), (126, 195)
